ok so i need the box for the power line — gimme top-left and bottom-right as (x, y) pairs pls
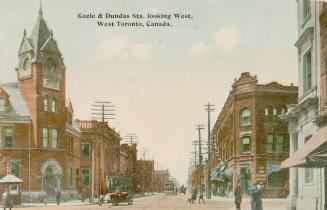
(90, 101), (115, 122)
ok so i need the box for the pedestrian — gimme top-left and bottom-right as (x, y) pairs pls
(234, 180), (242, 210)
(175, 187), (178, 195)
(81, 189), (85, 202)
(198, 189), (205, 204)
(55, 188), (61, 205)
(191, 187), (197, 203)
(248, 182), (263, 210)
(2, 188), (12, 210)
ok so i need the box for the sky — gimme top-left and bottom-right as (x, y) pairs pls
(0, 0), (298, 185)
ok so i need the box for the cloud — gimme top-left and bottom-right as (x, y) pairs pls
(213, 26), (240, 53)
(130, 44), (153, 60)
(97, 35), (153, 60)
(97, 35), (129, 58)
(189, 26), (240, 56)
(190, 42), (214, 56)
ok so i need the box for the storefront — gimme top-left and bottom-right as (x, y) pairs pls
(282, 126), (327, 210)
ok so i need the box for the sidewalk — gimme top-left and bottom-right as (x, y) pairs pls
(20, 200), (94, 208)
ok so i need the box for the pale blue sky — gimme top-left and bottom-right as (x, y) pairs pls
(0, 0), (298, 185)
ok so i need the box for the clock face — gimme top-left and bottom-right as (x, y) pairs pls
(45, 59), (56, 73)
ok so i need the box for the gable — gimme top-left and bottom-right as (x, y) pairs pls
(40, 37), (62, 56)
(18, 37), (34, 55)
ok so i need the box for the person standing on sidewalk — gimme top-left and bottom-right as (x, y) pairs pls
(55, 188), (61, 205)
(234, 180), (242, 210)
(2, 188), (12, 210)
(249, 182), (263, 210)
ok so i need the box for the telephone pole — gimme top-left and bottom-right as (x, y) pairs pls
(195, 124), (205, 191)
(91, 101), (115, 122)
(204, 103), (215, 199)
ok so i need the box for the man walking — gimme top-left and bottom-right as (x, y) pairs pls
(234, 180), (242, 210)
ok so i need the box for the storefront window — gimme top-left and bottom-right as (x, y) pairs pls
(267, 163), (286, 188)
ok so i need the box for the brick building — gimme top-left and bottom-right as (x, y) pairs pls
(77, 120), (121, 196)
(153, 169), (169, 192)
(119, 143), (138, 192)
(0, 7), (82, 201)
(135, 160), (154, 193)
(211, 72), (297, 198)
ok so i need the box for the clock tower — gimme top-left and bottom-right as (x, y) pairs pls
(16, 5), (66, 148)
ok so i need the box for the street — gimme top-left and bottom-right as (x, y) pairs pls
(21, 194), (287, 210)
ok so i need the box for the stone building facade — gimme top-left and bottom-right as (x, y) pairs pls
(281, 1), (325, 210)
(0, 8), (82, 202)
(211, 72), (298, 198)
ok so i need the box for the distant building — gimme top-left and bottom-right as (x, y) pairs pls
(135, 160), (154, 193)
(153, 169), (169, 192)
(119, 143), (138, 192)
(211, 72), (297, 198)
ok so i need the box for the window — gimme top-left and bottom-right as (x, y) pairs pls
(4, 127), (14, 147)
(44, 96), (50, 111)
(52, 128), (58, 149)
(303, 51), (312, 92)
(81, 168), (90, 187)
(51, 97), (58, 112)
(0, 97), (5, 112)
(267, 163), (287, 188)
(10, 184), (18, 195)
(277, 134), (285, 153)
(273, 108), (278, 123)
(68, 166), (73, 188)
(81, 143), (91, 157)
(241, 136), (251, 153)
(304, 135), (313, 183)
(266, 133), (274, 153)
(11, 160), (21, 178)
(303, 0), (310, 19)
(0, 128), (2, 147)
(241, 108), (251, 126)
(42, 128), (49, 148)
(264, 108), (269, 124)
(267, 133), (284, 153)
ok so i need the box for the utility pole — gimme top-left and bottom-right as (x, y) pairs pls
(91, 101), (115, 122)
(204, 103), (215, 199)
(195, 125), (205, 192)
(124, 133), (138, 193)
(124, 133), (138, 146)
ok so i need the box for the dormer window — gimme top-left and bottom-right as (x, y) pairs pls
(303, 0), (310, 19)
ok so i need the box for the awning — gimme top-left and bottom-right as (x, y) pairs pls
(0, 174), (23, 183)
(282, 126), (327, 168)
(211, 161), (232, 182)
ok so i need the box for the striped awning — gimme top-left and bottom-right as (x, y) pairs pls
(282, 126), (327, 168)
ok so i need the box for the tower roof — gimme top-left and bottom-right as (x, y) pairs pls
(29, 5), (51, 61)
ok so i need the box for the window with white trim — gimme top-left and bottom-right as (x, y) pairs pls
(240, 108), (251, 126)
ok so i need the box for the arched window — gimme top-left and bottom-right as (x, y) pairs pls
(240, 108), (251, 126)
